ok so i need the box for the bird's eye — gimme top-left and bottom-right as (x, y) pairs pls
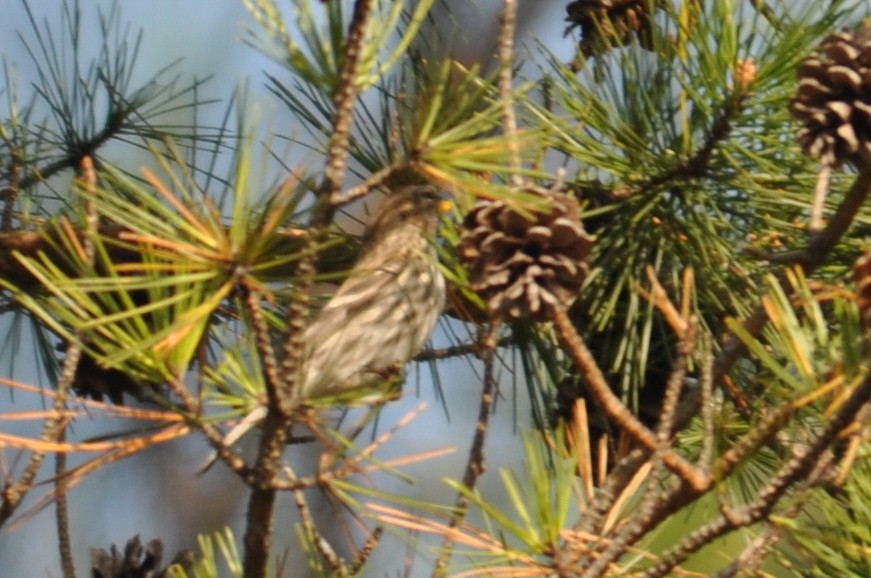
(416, 186), (439, 201)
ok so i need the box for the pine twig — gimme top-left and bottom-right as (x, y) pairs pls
(2, 160), (20, 231)
(497, 0), (523, 188)
(245, 2), (377, 576)
(323, 0), (377, 201)
(241, 408), (290, 578)
(810, 164), (831, 233)
(413, 336), (515, 362)
(348, 527), (383, 575)
(711, 510), (797, 578)
(579, 318), (698, 576)
(332, 161), (410, 206)
(54, 155), (99, 578)
(53, 431), (75, 578)
(698, 337), (715, 471)
(53, 336), (81, 578)
(242, 282), (282, 409)
(432, 322), (499, 578)
(759, 167), (871, 269)
(678, 168), (871, 433)
(552, 305), (710, 492)
(293, 476), (342, 572)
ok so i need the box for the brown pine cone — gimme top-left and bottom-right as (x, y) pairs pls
(458, 188), (593, 321)
(565, 0), (657, 60)
(790, 20), (871, 168)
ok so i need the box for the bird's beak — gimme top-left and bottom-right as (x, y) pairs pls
(438, 199), (453, 214)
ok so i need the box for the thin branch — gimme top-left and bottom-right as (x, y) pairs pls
(578, 322), (697, 577)
(54, 155), (99, 578)
(291, 468), (343, 573)
(553, 305), (710, 491)
(432, 322), (500, 578)
(54, 429), (75, 578)
(638, 265), (690, 339)
(497, 0), (523, 187)
(323, 0), (377, 200)
(242, 283), (281, 410)
(164, 373), (251, 479)
(625, 87), (747, 198)
(698, 337), (715, 471)
(809, 164), (831, 233)
(760, 168), (871, 269)
(716, 402), (794, 479)
(332, 161), (410, 206)
(711, 521), (787, 578)
(413, 336), (514, 362)
(2, 161), (21, 231)
(348, 527), (383, 575)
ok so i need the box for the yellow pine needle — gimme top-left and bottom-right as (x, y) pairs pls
(355, 403), (429, 460)
(142, 167), (222, 247)
(368, 502), (532, 556)
(59, 217), (89, 263)
(0, 409), (80, 421)
(259, 179), (298, 237)
(793, 371), (844, 411)
(761, 293), (814, 380)
(10, 422), (191, 528)
(359, 447), (455, 474)
(0, 422), (189, 452)
(601, 460), (653, 535)
(119, 232), (229, 262)
(0, 377), (186, 422)
(153, 280), (233, 355)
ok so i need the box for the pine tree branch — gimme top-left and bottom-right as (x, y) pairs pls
(576, 169), (871, 544)
(241, 409), (288, 578)
(54, 156), (98, 578)
(575, 319), (696, 576)
(498, 0), (522, 187)
(626, 88), (748, 198)
(641, 389), (861, 578)
(244, 2), (378, 576)
(433, 322), (499, 578)
(704, 169), (871, 410)
(0, 158), (98, 534)
(553, 305), (710, 492)
(322, 0), (377, 201)
(242, 283), (282, 411)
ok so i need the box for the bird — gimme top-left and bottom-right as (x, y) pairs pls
(201, 185), (447, 471)
(296, 184), (448, 402)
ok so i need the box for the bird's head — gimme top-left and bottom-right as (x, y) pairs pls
(364, 185), (451, 246)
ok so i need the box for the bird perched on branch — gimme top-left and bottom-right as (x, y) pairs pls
(297, 184), (448, 403)
(202, 185), (448, 470)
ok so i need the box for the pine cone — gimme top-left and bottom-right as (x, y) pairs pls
(91, 536), (196, 578)
(564, 0), (655, 60)
(458, 188), (593, 321)
(854, 247), (871, 334)
(790, 20), (871, 168)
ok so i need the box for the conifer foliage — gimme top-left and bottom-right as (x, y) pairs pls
(2, 1), (871, 577)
